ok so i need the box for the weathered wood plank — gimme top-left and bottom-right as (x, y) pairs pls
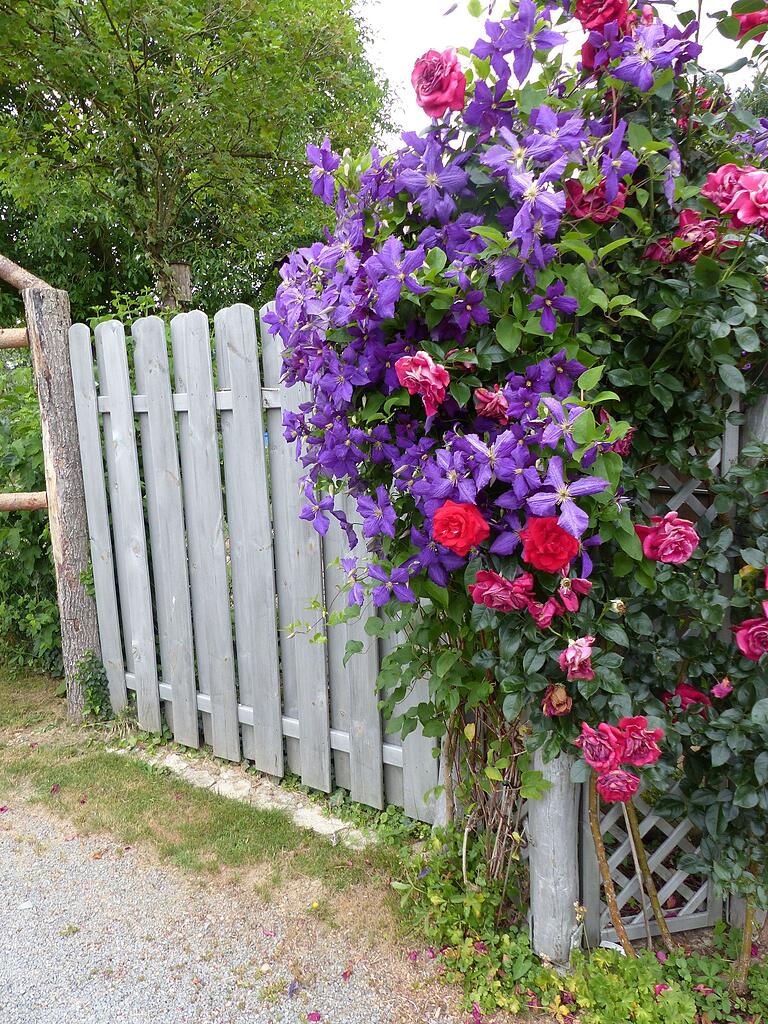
(68, 323), (126, 711)
(132, 316), (199, 748)
(379, 631), (405, 811)
(171, 310), (240, 762)
(322, 510), (353, 792)
(93, 320), (160, 731)
(260, 304), (331, 792)
(401, 673), (439, 823)
(214, 304), (282, 775)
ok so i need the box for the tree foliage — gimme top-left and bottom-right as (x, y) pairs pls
(0, 0), (390, 320)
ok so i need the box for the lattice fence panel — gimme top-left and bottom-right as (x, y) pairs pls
(581, 407), (740, 943)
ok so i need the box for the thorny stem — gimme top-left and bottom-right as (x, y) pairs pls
(622, 803), (653, 951)
(626, 800), (677, 953)
(589, 774), (637, 958)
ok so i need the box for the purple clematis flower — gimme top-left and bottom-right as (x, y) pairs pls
(524, 105), (586, 163)
(528, 281), (578, 333)
(357, 485), (396, 539)
(307, 135), (340, 205)
(397, 141), (469, 223)
(490, 512), (524, 555)
(549, 350), (586, 398)
(341, 556), (365, 606)
(613, 22), (702, 95)
(463, 78), (517, 140)
(410, 527), (465, 586)
(540, 395), (585, 455)
(364, 238), (429, 319)
(599, 121), (638, 203)
(451, 290), (490, 332)
(526, 456), (609, 537)
(299, 483), (334, 536)
(368, 564), (416, 607)
(473, 4), (565, 83)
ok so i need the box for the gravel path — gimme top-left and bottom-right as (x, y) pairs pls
(0, 808), (461, 1024)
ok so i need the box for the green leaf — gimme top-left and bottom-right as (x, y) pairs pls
(577, 365), (605, 391)
(364, 616), (384, 637)
(496, 316), (522, 354)
(502, 691), (525, 721)
(449, 379), (471, 406)
(694, 255), (722, 288)
(435, 649), (460, 678)
(718, 363), (746, 394)
(571, 408), (596, 445)
(756, 752), (768, 785)
(467, 0), (483, 15)
(751, 698), (768, 727)
(343, 639), (364, 667)
(598, 237), (633, 259)
(718, 14), (742, 37)
(651, 307), (682, 330)
(600, 622), (629, 647)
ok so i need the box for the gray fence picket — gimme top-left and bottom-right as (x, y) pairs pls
(214, 304), (283, 776)
(171, 311), (240, 762)
(93, 321), (160, 731)
(132, 316), (199, 748)
(260, 305), (331, 792)
(322, 514), (353, 791)
(68, 324), (126, 711)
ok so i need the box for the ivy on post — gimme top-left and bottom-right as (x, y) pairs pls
(0, 253), (101, 716)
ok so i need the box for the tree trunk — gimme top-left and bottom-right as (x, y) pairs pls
(527, 751), (580, 968)
(22, 287), (101, 716)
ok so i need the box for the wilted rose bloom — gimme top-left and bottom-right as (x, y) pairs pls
(542, 684), (573, 717)
(635, 511), (699, 564)
(558, 636), (596, 681)
(735, 604), (768, 661)
(474, 384), (509, 424)
(468, 569), (532, 611)
(431, 499), (490, 557)
(711, 677), (733, 698)
(596, 767), (640, 803)
(610, 598), (626, 615)
(643, 237), (674, 263)
(395, 351), (450, 418)
(616, 715), (663, 767)
(599, 407), (635, 455)
(575, 722), (621, 773)
(558, 575), (592, 612)
(526, 595), (564, 628)
(565, 179), (627, 223)
(411, 48), (467, 119)
(675, 209), (734, 263)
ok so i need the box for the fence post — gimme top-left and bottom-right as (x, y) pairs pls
(21, 284), (101, 716)
(527, 751), (580, 967)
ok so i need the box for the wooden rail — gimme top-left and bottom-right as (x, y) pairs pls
(0, 328), (29, 349)
(0, 491), (48, 511)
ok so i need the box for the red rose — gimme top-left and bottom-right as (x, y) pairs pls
(736, 8), (768, 41)
(575, 722), (621, 773)
(574, 0), (630, 30)
(735, 604), (768, 661)
(596, 768), (640, 803)
(411, 48), (467, 120)
(616, 716), (664, 767)
(663, 682), (712, 716)
(542, 684), (573, 717)
(520, 516), (580, 573)
(565, 180), (627, 223)
(432, 500), (490, 557)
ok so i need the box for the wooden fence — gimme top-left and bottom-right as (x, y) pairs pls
(69, 304), (439, 822)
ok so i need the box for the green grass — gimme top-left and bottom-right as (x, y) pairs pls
(0, 669), (397, 887)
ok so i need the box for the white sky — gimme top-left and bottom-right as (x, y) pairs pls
(358, 0), (755, 136)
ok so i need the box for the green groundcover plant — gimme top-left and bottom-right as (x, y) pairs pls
(272, 0), (768, 1005)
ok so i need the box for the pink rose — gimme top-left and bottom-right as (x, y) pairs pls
(565, 180), (627, 223)
(674, 209), (736, 263)
(723, 169), (768, 228)
(643, 237), (674, 263)
(735, 605), (768, 661)
(468, 569), (532, 612)
(575, 722), (621, 773)
(575, 0), (630, 30)
(411, 49), (466, 120)
(542, 684), (573, 717)
(701, 163), (757, 211)
(558, 576), (592, 612)
(616, 716), (664, 767)
(596, 768), (640, 803)
(395, 351), (450, 418)
(635, 511), (699, 564)
(598, 407), (635, 456)
(558, 636), (596, 681)
(526, 595), (563, 629)
(474, 385), (509, 424)
(736, 8), (768, 40)
(711, 677), (733, 698)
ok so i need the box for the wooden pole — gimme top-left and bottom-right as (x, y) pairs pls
(0, 328), (29, 349)
(21, 286), (101, 716)
(588, 774), (636, 957)
(0, 491), (48, 511)
(527, 751), (580, 967)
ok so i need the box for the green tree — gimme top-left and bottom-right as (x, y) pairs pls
(0, 0), (389, 319)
